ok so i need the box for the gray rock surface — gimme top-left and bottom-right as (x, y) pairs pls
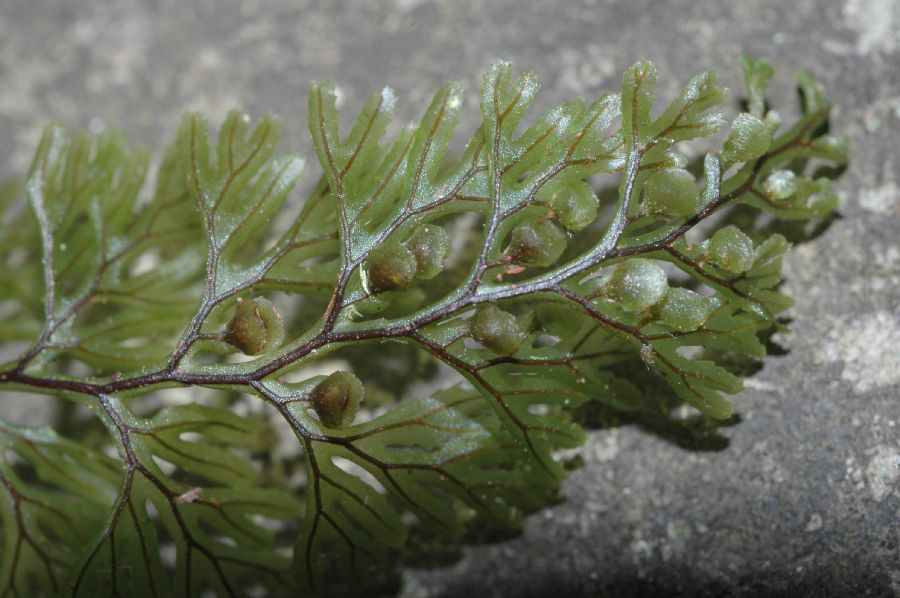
(0, 0), (897, 596)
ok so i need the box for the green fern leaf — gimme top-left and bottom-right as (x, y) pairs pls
(0, 57), (848, 596)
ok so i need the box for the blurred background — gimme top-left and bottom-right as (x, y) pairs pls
(0, 0), (898, 596)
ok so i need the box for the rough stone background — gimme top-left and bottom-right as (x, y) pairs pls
(0, 0), (898, 596)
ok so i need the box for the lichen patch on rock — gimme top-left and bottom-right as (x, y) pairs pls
(865, 446), (900, 501)
(817, 311), (900, 393)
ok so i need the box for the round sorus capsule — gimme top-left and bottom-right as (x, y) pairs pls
(722, 113), (771, 163)
(644, 168), (701, 217)
(366, 241), (417, 293)
(406, 224), (451, 279)
(762, 170), (798, 201)
(471, 304), (523, 356)
(552, 184), (599, 231)
(656, 287), (715, 332)
(507, 219), (567, 267)
(705, 225), (755, 273)
(224, 297), (285, 356)
(311, 371), (365, 428)
(608, 259), (668, 313)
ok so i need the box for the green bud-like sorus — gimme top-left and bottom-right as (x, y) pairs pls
(644, 168), (701, 216)
(552, 183), (599, 231)
(406, 224), (451, 279)
(706, 225), (755, 273)
(722, 113), (771, 163)
(224, 297), (285, 356)
(609, 259), (669, 312)
(657, 287), (716, 332)
(471, 304), (522, 356)
(508, 219), (567, 267)
(311, 371), (365, 428)
(762, 169), (798, 201)
(366, 240), (417, 292)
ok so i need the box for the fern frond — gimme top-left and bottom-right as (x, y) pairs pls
(0, 57), (848, 596)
